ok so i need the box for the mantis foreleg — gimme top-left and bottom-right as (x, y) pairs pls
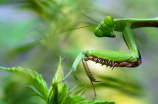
(61, 16), (143, 99)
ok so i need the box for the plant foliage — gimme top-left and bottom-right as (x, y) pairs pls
(0, 57), (116, 104)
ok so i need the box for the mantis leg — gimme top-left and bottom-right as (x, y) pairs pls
(122, 23), (141, 63)
(84, 24), (141, 99)
(61, 23), (142, 99)
(82, 59), (100, 100)
(81, 49), (141, 99)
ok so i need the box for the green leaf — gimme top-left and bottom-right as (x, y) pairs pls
(60, 82), (68, 104)
(25, 85), (44, 99)
(78, 100), (116, 104)
(0, 66), (48, 102)
(48, 83), (59, 104)
(63, 95), (85, 104)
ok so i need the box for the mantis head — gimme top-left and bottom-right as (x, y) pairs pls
(94, 16), (116, 37)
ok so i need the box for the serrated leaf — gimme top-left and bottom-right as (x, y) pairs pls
(63, 95), (85, 104)
(25, 85), (44, 99)
(60, 82), (68, 104)
(0, 66), (48, 102)
(48, 83), (59, 104)
(78, 100), (116, 104)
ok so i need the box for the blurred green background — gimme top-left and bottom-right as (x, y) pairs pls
(0, 0), (158, 104)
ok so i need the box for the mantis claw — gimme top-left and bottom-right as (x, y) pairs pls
(82, 58), (101, 99)
(90, 81), (97, 100)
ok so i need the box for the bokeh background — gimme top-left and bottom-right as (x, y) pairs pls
(0, 0), (158, 104)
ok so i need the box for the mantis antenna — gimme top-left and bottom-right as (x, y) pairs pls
(21, 25), (96, 47)
(21, 11), (98, 47)
(78, 11), (99, 24)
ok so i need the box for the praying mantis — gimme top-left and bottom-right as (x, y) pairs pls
(61, 16), (158, 99)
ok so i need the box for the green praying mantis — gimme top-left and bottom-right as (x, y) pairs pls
(61, 16), (158, 99)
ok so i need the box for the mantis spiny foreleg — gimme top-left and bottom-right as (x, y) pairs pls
(61, 16), (144, 99)
(82, 23), (142, 99)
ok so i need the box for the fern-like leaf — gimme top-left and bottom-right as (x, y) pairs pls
(0, 66), (48, 102)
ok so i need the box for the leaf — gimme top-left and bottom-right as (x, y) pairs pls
(63, 95), (85, 104)
(60, 82), (68, 104)
(25, 85), (44, 99)
(0, 66), (48, 102)
(48, 83), (59, 104)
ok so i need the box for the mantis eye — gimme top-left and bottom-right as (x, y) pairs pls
(94, 27), (103, 37)
(104, 16), (114, 28)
